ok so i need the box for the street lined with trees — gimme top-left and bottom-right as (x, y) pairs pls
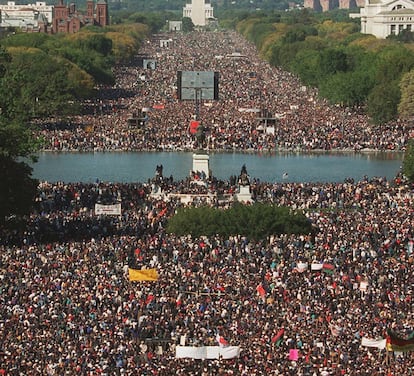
(0, 8), (413, 376)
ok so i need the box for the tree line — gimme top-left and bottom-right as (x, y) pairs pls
(0, 23), (149, 121)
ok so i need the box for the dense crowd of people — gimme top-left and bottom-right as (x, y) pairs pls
(34, 31), (412, 152)
(1, 171), (413, 375)
(2, 29), (413, 375)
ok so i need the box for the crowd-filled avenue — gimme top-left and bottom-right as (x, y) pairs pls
(1, 30), (413, 376)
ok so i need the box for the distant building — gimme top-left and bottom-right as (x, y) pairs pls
(304, 0), (364, 11)
(53, 0), (108, 34)
(183, 0), (214, 27)
(350, 0), (414, 38)
(168, 20), (182, 32)
(0, 1), (52, 31)
(0, 0), (108, 33)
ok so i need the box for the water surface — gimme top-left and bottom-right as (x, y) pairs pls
(30, 151), (403, 183)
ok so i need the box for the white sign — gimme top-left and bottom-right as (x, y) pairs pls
(175, 346), (240, 359)
(360, 281), (369, 292)
(238, 108), (260, 113)
(95, 203), (121, 216)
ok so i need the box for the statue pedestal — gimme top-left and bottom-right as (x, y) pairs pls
(150, 184), (163, 199)
(192, 153), (210, 179)
(235, 185), (253, 203)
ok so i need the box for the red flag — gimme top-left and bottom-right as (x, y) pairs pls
(157, 207), (167, 218)
(256, 283), (266, 297)
(216, 284), (225, 292)
(145, 294), (155, 305)
(216, 333), (229, 347)
(189, 120), (200, 135)
(134, 248), (143, 261)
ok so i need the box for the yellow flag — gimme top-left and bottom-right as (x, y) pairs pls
(128, 268), (158, 281)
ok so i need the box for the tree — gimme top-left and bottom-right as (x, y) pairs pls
(182, 17), (194, 32)
(127, 12), (165, 33)
(398, 70), (414, 119)
(0, 49), (86, 120)
(387, 29), (414, 43)
(0, 121), (39, 222)
(249, 22), (275, 49)
(367, 81), (400, 124)
(402, 139), (414, 183)
(319, 48), (349, 76)
(71, 33), (113, 57)
(282, 25), (318, 44)
(0, 32), (51, 49)
(319, 69), (375, 106)
(59, 46), (114, 85)
(286, 8), (315, 25)
(166, 203), (313, 240)
(2, 30), (116, 86)
(375, 45), (414, 84)
(290, 49), (321, 87)
(105, 31), (136, 61)
(0, 154), (38, 221)
(0, 47), (39, 223)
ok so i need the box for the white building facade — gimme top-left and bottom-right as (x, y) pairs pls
(0, 1), (52, 22)
(168, 20), (182, 32)
(183, 0), (214, 27)
(351, 0), (414, 38)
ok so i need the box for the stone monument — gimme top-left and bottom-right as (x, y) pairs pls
(235, 164), (253, 203)
(191, 123), (210, 182)
(150, 164), (164, 198)
(192, 153), (210, 179)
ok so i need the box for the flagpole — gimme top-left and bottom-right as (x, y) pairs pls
(385, 347), (389, 366)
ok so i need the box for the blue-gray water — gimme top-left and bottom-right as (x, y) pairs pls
(30, 151), (403, 183)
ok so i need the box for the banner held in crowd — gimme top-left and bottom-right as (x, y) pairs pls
(175, 346), (240, 359)
(289, 349), (299, 361)
(95, 203), (121, 216)
(311, 263), (323, 271)
(361, 337), (387, 350)
(128, 268), (158, 281)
